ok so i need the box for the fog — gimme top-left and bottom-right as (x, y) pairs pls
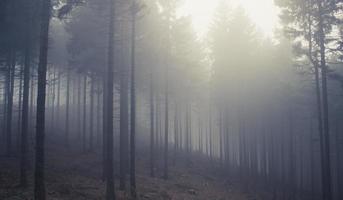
(0, 0), (342, 200)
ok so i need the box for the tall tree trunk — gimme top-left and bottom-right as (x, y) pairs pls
(29, 74), (34, 138)
(219, 111), (223, 163)
(317, 2), (332, 200)
(6, 50), (15, 156)
(34, 0), (51, 198)
(77, 75), (81, 140)
(130, 3), (137, 197)
(65, 68), (70, 148)
(163, 58), (169, 180)
(186, 102), (190, 159)
(307, 14), (327, 200)
(96, 82), (101, 146)
(310, 118), (316, 199)
(83, 75), (87, 153)
(173, 103), (178, 165)
(225, 110), (230, 165)
(56, 70), (61, 132)
(2, 71), (8, 150)
(199, 117), (203, 153)
(119, 21), (129, 189)
(51, 67), (56, 133)
(209, 106), (212, 160)
(334, 118), (341, 200)
(150, 71), (155, 177)
(105, 0), (115, 199)
(179, 112), (183, 152)
(288, 109), (296, 200)
(155, 96), (160, 163)
(20, 14), (31, 186)
(89, 72), (94, 151)
(18, 64), (23, 145)
(102, 73), (108, 181)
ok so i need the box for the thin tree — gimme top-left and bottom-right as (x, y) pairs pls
(82, 75), (87, 152)
(77, 75), (81, 139)
(150, 67), (155, 177)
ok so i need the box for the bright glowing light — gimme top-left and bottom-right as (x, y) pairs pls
(178, 0), (280, 38)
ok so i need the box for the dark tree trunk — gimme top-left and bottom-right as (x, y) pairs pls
(310, 118), (316, 199)
(56, 70), (61, 131)
(105, 0), (115, 199)
(130, 3), (137, 197)
(119, 26), (129, 189)
(307, 14), (327, 200)
(173, 104), (178, 165)
(102, 74), (107, 181)
(335, 119), (342, 200)
(2, 71), (8, 149)
(209, 106), (212, 160)
(199, 117), (203, 153)
(219, 111), (223, 163)
(163, 62), (169, 180)
(29, 75), (34, 137)
(96, 82), (101, 146)
(150, 71), (155, 177)
(6, 50), (15, 156)
(20, 18), (31, 187)
(155, 96), (160, 163)
(82, 75), (87, 153)
(34, 0), (51, 198)
(179, 112), (183, 152)
(77, 75), (81, 140)
(317, 2), (332, 200)
(65, 68), (70, 148)
(89, 72), (94, 151)
(224, 111), (230, 165)
(18, 64), (23, 145)
(186, 102), (190, 158)
(288, 109), (296, 200)
(51, 67), (56, 133)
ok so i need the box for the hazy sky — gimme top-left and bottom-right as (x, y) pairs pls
(178, 0), (280, 38)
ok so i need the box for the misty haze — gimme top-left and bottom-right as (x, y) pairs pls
(0, 0), (342, 200)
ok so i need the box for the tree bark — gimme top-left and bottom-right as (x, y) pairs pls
(83, 75), (87, 153)
(317, 1), (332, 199)
(65, 67), (70, 148)
(119, 21), (129, 189)
(56, 70), (61, 131)
(34, 0), (51, 198)
(51, 67), (56, 133)
(150, 71), (155, 177)
(130, 3), (137, 196)
(77, 75), (81, 140)
(105, 0), (115, 199)
(20, 16), (31, 186)
(6, 50), (15, 156)
(89, 72), (94, 151)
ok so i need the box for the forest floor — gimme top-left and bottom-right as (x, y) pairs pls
(0, 144), (265, 200)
